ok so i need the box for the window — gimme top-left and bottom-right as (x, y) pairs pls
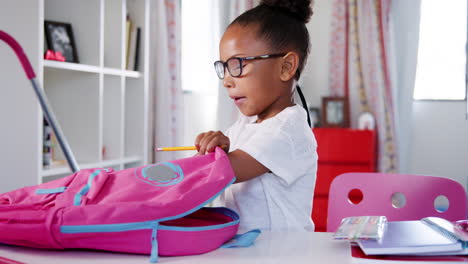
(180, 0), (221, 157)
(181, 0), (220, 94)
(413, 1), (467, 100)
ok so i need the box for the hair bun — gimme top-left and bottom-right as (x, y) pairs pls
(260, 0), (313, 23)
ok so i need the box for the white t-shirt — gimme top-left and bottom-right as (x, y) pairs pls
(213, 104), (318, 231)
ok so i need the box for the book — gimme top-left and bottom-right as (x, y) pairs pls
(351, 244), (468, 263)
(358, 217), (468, 256)
(133, 27), (141, 71)
(125, 15), (133, 69)
(127, 27), (140, 71)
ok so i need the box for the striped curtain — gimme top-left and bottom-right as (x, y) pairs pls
(329, 0), (398, 172)
(150, 0), (183, 163)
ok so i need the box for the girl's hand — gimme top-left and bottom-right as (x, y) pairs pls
(195, 131), (230, 155)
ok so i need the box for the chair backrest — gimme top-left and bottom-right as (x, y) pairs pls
(327, 172), (467, 232)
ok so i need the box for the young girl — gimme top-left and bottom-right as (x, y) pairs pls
(195, 0), (317, 231)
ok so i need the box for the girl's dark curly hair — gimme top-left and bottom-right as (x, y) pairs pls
(230, 0), (314, 80)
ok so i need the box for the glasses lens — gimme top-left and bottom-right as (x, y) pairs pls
(214, 61), (224, 79)
(227, 58), (242, 77)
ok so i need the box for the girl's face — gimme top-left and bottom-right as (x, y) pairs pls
(219, 24), (294, 122)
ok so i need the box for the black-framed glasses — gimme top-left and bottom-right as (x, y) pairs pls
(214, 53), (286, 79)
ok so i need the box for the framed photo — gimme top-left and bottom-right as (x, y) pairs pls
(308, 107), (321, 128)
(44, 21), (79, 63)
(322, 96), (350, 128)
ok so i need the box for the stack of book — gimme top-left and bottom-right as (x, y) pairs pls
(342, 217), (468, 263)
(351, 245), (468, 263)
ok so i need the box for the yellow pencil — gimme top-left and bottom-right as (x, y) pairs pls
(156, 145), (229, 152)
(156, 146), (197, 151)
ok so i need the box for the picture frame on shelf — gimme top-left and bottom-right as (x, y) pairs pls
(308, 107), (321, 128)
(44, 21), (79, 63)
(322, 96), (350, 128)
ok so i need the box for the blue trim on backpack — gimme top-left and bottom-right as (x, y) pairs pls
(150, 222), (159, 263)
(35, 187), (67, 194)
(221, 229), (261, 248)
(73, 168), (110, 206)
(61, 220), (157, 233)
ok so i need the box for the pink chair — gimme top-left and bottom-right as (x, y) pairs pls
(327, 173), (467, 232)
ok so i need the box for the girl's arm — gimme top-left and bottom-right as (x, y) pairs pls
(195, 131), (269, 183)
(227, 149), (269, 183)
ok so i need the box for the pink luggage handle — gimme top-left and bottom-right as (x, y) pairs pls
(0, 30), (36, 80)
(0, 30), (79, 173)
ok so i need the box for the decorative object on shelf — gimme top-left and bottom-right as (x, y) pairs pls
(43, 118), (52, 167)
(321, 96), (350, 128)
(358, 111), (376, 130)
(308, 107), (321, 128)
(102, 145), (107, 160)
(44, 49), (65, 61)
(44, 21), (79, 63)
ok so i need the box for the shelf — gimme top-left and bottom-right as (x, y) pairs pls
(44, 60), (141, 78)
(44, 60), (100, 74)
(102, 68), (141, 78)
(40, 156), (142, 178)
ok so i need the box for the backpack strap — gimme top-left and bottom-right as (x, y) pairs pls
(35, 187), (67, 194)
(150, 221), (160, 263)
(296, 84), (311, 128)
(221, 229), (261, 248)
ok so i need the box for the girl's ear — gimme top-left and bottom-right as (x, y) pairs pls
(280, 52), (299, 81)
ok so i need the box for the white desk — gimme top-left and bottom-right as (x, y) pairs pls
(0, 232), (351, 264)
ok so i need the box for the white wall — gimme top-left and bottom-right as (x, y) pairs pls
(0, 1), (42, 193)
(299, 0), (333, 109)
(181, 92), (217, 159)
(300, 0), (468, 190)
(408, 102), (468, 190)
(392, 0), (468, 191)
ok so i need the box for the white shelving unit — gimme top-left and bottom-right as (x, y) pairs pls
(0, 0), (151, 192)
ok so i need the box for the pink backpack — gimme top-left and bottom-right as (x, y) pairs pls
(0, 148), (260, 262)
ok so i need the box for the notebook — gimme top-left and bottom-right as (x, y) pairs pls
(351, 244), (468, 263)
(358, 217), (468, 256)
